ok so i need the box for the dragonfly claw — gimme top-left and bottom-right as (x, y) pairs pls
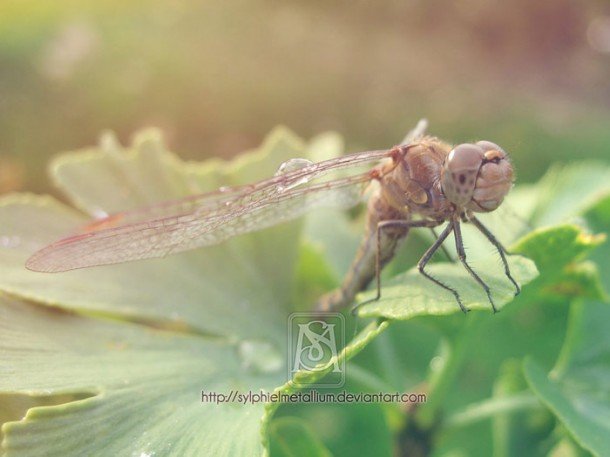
(351, 295), (380, 317)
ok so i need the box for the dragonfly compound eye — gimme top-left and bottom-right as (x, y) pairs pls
(469, 141), (514, 212)
(441, 143), (485, 207)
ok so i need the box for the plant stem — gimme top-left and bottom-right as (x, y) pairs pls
(348, 363), (399, 394)
(443, 392), (541, 429)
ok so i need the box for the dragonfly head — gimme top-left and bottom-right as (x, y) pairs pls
(441, 141), (513, 212)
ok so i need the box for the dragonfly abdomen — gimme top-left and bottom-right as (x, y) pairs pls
(315, 192), (410, 312)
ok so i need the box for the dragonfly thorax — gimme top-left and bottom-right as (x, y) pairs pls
(378, 139), (452, 219)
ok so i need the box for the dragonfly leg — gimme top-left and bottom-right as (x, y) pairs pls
(351, 218), (441, 316)
(468, 215), (521, 296)
(453, 220), (497, 313)
(430, 227), (454, 262)
(417, 221), (469, 313)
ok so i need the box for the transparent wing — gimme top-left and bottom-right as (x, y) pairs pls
(26, 149), (393, 272)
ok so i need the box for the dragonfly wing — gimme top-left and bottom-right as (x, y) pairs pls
(77, 149), (391, 229)
(27, 149), (392, 272)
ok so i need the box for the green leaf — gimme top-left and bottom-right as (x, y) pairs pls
(0, 298), (385, 457)
(268, 417), (332, 457)
(512, 225), (605, 275)
(512, 225), (607, 303)
(528, 162), (610, 228)
(0, 296), (277, 456)
(583, 194), (610, 233)
(524, 302), (610, 455)
(356, 255), (537, 319)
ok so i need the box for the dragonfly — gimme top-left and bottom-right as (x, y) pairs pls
(26, 120), (520, 313)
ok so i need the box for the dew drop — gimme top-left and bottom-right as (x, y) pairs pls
(275, 158), (313, 175)
(430, 355), (445, 372)
(274, 158), (314, 192)
(91, 208), (109, 219)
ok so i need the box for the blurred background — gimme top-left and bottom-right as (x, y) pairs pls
(1, 0), (610, 196)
